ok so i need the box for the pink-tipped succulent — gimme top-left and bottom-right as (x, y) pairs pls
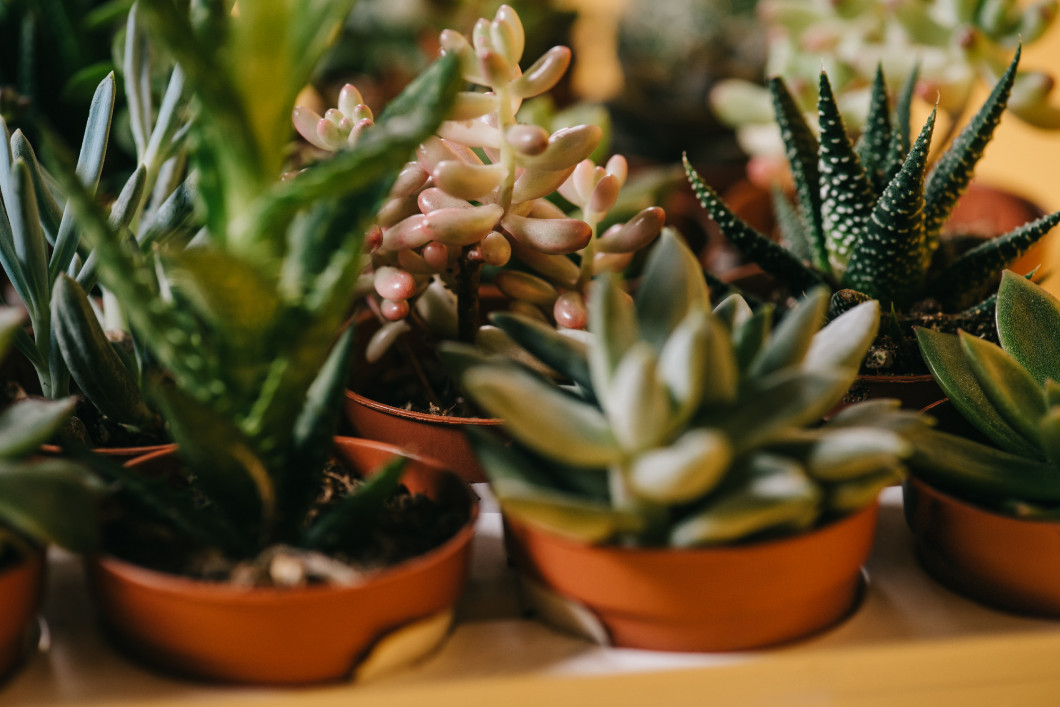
(294, 4), (664, 352)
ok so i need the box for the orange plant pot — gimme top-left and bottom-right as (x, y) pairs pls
(87, 437), (479, 685)
(504, 502), (879, 652)
(904, 476), (1060, 617)
(0, 552), (44, 680)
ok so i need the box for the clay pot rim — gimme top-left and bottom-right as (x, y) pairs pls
(344, 388), (504, 426)
(505, 501), (877, 559)
(91, 437), (480, 601)
(907, 475), (1060, 529)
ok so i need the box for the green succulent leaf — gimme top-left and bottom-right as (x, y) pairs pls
(748, 285), (828, 378)
(657, 311), (711, 425)
(627, 429), (732, 504)
(805, 298), (880, 372)
(0, 459), (101, 553)
(856, 66), (894, 194)
(52, 274), (156, 429)
(669, 453), (821, 547)
(887, 64), (918, 180)
(489, 311), (592, 392)
(995, 269), (1060, 386)
(959, 330), (1047, 445)
(684, 156), (825, 294)
(587, 274), (638, 407)
(605, 342), (671, 453)
(9, 160), (50, 316)
(731, 303), (774, 376)
(824, 466), (901, 514)
(8, 131), (62, 239)
(712, 293), (754, 331)
(915, 327), (1041, 458)
(770, 77), (827, 271)
(634, 228), (710, 351)
(775, 427), (911, 482)
(1037, 408), (1060, 468)
(302, 455), (406, 553)
(463, 363), (621, 467)
(817, 71), (876, 275)
(1046, 379), (1060, 408)
(700, 314), (739, 407)
(0, 397), (77, 458)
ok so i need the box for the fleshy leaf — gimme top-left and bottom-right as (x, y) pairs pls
(959, 330), (1046, 446)
(748, 286), (828, 378)
(633, 228), (709, 351)
(0, 397), (77, 458)
(627, 429), (732, 504)
(996, 269), (1060, 386)
(0, 459), (101, 552)
(805, 299), (880, 372)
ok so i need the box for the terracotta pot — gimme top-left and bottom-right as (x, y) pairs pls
(0, 552), (44, 680)
(504, 502), (879, 652)
(903, 476), (1060, 617)
(87, 437), (479, 685)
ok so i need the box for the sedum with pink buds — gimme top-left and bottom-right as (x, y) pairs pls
(293, 4), (664, 354)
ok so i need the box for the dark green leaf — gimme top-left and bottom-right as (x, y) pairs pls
(996, 269), (1060, 386)
(302, 455), (406, 552)
(0, 459), (100, 552)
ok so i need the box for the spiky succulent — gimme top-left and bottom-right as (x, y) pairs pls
(913, 271), (1060, 517)
(0, 6), (193, 442)
(53, 0), (463, 559)
(687, 49), (1060, 316)
(295, 4), (664, 351)
(443, 229), (923, 547)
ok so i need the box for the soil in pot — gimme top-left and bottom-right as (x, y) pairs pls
(89, 438), (478, 684)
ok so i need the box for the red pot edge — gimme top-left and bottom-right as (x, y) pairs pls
(344, 387), (504, 427)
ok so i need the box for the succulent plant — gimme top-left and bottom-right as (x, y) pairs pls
(0, 307), (101, 560)
(295, 4), (664, 352)
(710, 0), (1060, 175)
(0, 5), (193, 444)
(912, 271), (1060, 517)
(53, 0), (464, 561)
(443, 229), (922, 546)
(686, 50), (1060, 323)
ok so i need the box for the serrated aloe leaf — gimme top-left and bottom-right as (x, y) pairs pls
(587, 274), (637, 407)
(923, 48), (1019, 244)
(627, 429), (731, 504)
(885, 65), (918, 181)
(9, 131), (62, 239)
(843, 108), (934, 308)
(10, 160), (49, 315)
(52, 275), (155, 429)
(657, 311), (710, 426)
(669, 454), (821, 547)
(929, 211), (1060, 310)
(772, 187), (810, 261)
(770, 77), (827, 271)
(634, 228), (709, 351)
(0, 397), (77, 458)
(805, 299), (880, 372)
(915, 327), (1041, 458)
(732, 303), (773, 376)
(907, 427), (1060, 503)
(825, 467), (900, 514)
(959, 330), (1046, 445)
(490, 311), (592, 391)
(711, 369), (853, 453)
(856, 66), (894, 194)
(464, 363), (621, 467)
(749, 286), (828, 378)
(0, 459), (100, 552)
(50, 73), (116, 282)
(817, 71), (876, 276)
(996, 269), (1060, 386)
(302, 455), (406, 552)
(684, 156), (825, 293)
(604, 342), (671, 452)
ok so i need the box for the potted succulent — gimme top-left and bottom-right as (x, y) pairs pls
(293, 5), (665, 481)
(906, 270), (1060, 617)
(443, 229), (925, 651)
(0, 6), (193, 454)
(0, 307), (101, 680)
(54, 0), (477, 685)
(685, 49), (1060, 409)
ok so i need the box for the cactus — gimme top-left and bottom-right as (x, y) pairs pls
(295, 4), (664, 355)
(0, 307), (101, 560)
(51, 0), (464, 560)
(442, 230), (923, 546)
(686, 51), (1060, 373)
(912, 271), (1060, 517)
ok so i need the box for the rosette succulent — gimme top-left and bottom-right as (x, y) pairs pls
(913, 271), (1060, 517)
(294, 4), (664, 348)
(443, 230), (923, 546)
(686, 50), (1060, 372)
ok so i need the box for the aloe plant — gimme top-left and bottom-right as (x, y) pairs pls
(913, 271), (1060, 517)
(688, 50), (1060, 321)
(50, 0), (464, 561)
(296, 4), (664, 355)
(0, 5), (193, 443)
(0, 307), (101, 562)
(443, 229), (922, 546)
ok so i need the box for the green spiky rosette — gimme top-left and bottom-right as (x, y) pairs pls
(686, 48), (1060, 376)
